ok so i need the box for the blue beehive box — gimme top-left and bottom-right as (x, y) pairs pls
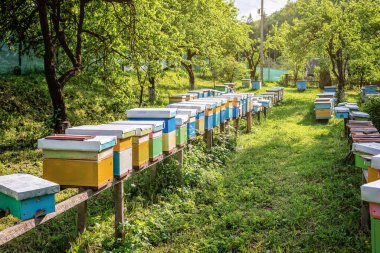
(324, 86), (337, 93)
(297, 80), (307, 91)
(251, 81), (262, 90)
(199, 97), (228, 123)
(0, 174), (60, 220)
(334, 106), (350, 119)
(180, 101), (215, 130)
(176, 109), (197, 139)
(188, 90), (204, 98)
(365, 85), (378, 94)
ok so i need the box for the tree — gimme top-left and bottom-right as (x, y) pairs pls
(26, 0), (132, 132)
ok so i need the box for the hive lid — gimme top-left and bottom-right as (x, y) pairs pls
(372, 155), (380, 169)
(176, 109), (197, 117)
(66, 124), (136, 139)
(111, 120), (164, 132)
(0, 174), (60, 200)
(361, 180), (380, 203)
(200, 97), (229, 104)
(38, 135), (116, 152)
(126, 108), (177, 119)
(334, 107), (350, 112)
(352, 143), (380, 154)
(197, 99), (221, 106)
(350, 111), (370, 118)
(170, 94), (187, 99)
(167, 103), (205, 113)
(181, 101), (216, 109)
(175, 114), (189, 126)
(345, 104), (360, 110)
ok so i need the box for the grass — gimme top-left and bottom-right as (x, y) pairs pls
(0, 75), (371, 252)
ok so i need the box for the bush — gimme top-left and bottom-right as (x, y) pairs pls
(363, 97), (380, 130)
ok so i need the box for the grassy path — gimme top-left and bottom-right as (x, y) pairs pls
(0, 87), (370, 252)
(140, 87), (370, 252)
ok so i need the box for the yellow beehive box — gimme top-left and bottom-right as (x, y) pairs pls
(38, 135), (117, 188)
(315, 109), (332, 117)
(132, 135), (150, 169)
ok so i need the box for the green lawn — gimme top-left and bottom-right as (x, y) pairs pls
(0, 81), (370, 252)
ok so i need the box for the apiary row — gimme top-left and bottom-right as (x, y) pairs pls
(341, 109), (380, 252)
(0, 87), (284, 222)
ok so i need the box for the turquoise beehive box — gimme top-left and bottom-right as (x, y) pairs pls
(166, 103), (206, 135)
(176, 109), (197, 139)
(0, 174), (60, 220)
(181, 101), (215, 130)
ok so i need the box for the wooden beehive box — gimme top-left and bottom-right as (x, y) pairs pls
(177, 109), (197, 139)
(334, 106), (349, 119)
(352, 143), (380, 169)
(126, 108), (177, 153)
(0, 174), (59, 220)
(112, 120), (164, 162)
(169, 94), (187, 104)
(181, 101), (215, 130)
(175, 114), (189, 147)
(65, 124), (136, 178)
(38, 135), (116, 188)
(350, 111), (370, 121)
(197, 99), (220, 127)
(167, 103), (205, 135)
(188, 90), (204, 99)
(242, 79), (251, 88)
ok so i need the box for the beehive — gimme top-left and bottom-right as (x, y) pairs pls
(252, 81), (262, 90)
(214, 85), (229, 92)
(197, 99), (220, 127)
(0, 174), (59, 220)
(65, 124), (136, 178)
(181, 101), (215, 130)
(175, 114), (188, 147)
(188, 90), (204, 99)
(297, 80), (307, 91)
(126, 108), (177, 153)
(334, 106), (350, 119)
(169, 94), (187, 104)
(324, 86), (337, 93)
(242, 78), (251, 88)
(176, 109), (197, 139)
(111, 120), (164, 162)
(369, 155), (380, 183)
(38, 135), (116, 188)
(352, 143), (380, 169)
(166, 103), (205, 135)
(350, 111), (370, 121)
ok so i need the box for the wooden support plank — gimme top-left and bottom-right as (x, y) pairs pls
(0, 147), (184, 246)
(114, 181), (125, 240)
(234, 118), (240, 134)
(220, 122), (225, 132)
(257, 111), (261, 122)
(264, 107), (267, 118)
(204, 129), (213, 149)
(344, 118), (349, 138)
(246, 112), (252, 133)
(176, 149), (184, 185)
(77, 188), (87, 234)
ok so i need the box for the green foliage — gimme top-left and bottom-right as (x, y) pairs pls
(363, 97), (380, 130)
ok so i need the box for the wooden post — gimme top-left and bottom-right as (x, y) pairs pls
(77, 188), (87, 234)
(361, 171), (370, 232)
(176, 149), (184, 184)
(204, 129), (213, 149)
(114, 181), (125, 240)
(234, 118), (240, 134)
(263, 107), (267, 118)
(344, 118), (348, 138)
(257, 111), (261, 122)
(220, 122), (225, 132)
(246, 112), (252, 133)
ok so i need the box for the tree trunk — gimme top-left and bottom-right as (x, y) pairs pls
(17, 41), (22, 75)
(319, 69), (332, 89)
(148, 76), (156, 103)
(138, 85), (144, 107)
(37, 0), (68, 133)
(182, 50), (196, 90)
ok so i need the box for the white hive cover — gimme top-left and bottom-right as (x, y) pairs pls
(176, 109), (197, 117)
(167, 103), (206, 113)
(200, 97), (228, 104)
(126, 108), (177, 118)
(350, 111), (370, 118)
(361, 180), (380, 203)
(371, 154), (380, 170)
(65, 124), (136, 139)
(334, 107), (350, 112)
(352, 143), (380, 154)
(38, 135), (116, 152)
(346, 104), (360, 110)
(111, 120), (164, 132)
(175, 114), (189, 125)
(182, 101), (216, 108)
(197, 99), (221, 106)
(0, 174), (59, 200)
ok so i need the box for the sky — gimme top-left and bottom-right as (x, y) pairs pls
(234, 0), (292, 21)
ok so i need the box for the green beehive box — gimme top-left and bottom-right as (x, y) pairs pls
(372, 218), (380, 253)
(150, 132), (163, 159)
(176, 125), (187, 146)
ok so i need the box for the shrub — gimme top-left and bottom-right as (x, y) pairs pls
(362, 97), (380, 130)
